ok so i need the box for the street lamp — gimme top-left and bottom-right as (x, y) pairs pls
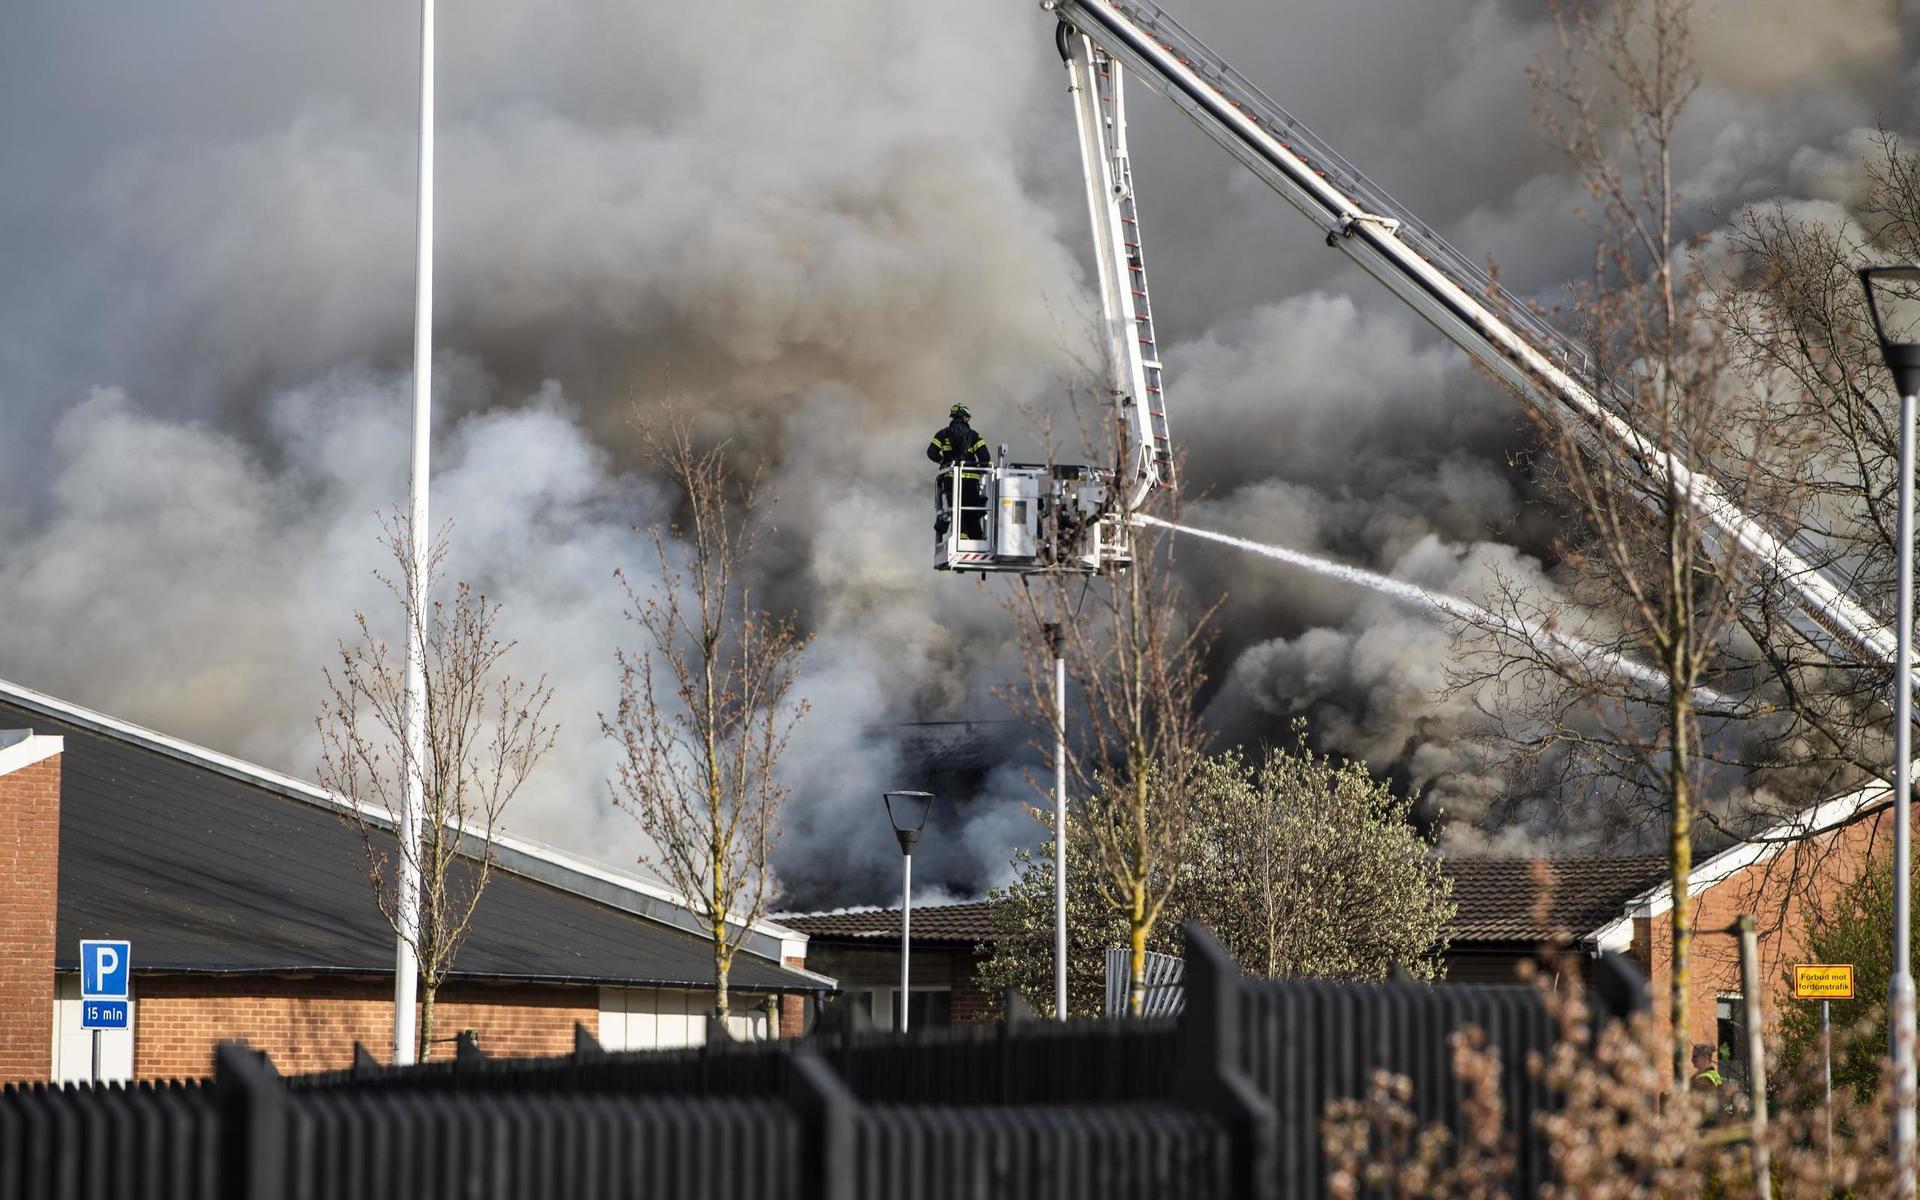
(1859, 263), (1920, 1197)
(883, 790), (934, 1033)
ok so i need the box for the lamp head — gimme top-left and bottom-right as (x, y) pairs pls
(883, 790), (934, 854)
(1859, 265), (1920, 397)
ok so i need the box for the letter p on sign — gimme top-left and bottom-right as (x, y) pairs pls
(80, 940), (131, 1001)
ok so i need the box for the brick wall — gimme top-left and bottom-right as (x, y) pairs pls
(1632, 809), (1889, 1060)
(780, 956), (808, 1038)
(950, 947), (991, 1024)
(0, 745), (60, 1082)
(134, 975), (595, 1080)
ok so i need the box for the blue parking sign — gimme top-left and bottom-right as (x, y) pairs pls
(80, 940), (130, 1000)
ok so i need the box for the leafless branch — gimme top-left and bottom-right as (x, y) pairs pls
(603, 405), (810, 1022)
(317, 512), (557, 1061)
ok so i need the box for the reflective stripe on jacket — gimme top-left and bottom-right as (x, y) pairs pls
(927, 418), (989, 467)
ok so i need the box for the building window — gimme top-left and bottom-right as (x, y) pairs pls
(598, 987), (770, 1050)
(51, 974), (133, 1084)
(852, 987), (951, 1031)
(1714, 996), (1748, 1089)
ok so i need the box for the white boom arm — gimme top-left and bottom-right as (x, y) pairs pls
(1061, 25), (1174, 507)
(1045, 0), (1909, 693)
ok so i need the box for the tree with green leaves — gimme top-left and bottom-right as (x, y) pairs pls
(1190, 735), (1455, 982)
(978, 732), (1455, 1016)
(979, 817), (1128, 1020)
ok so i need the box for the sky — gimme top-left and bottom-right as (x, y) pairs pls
(1, 0), (1915, 906)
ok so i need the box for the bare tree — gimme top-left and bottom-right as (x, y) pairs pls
(1462, 0), (1784, 1088)
(1005, 410), (1214, 1015)
(605, 410), (809, 1024)
(319, 515), (557, 1061)
(1712, 130), (1920, 807)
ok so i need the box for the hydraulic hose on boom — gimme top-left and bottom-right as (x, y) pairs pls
(1043, 0), (1912, 700)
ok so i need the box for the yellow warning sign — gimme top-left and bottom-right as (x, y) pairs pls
(1793, 964), (1855, 1000)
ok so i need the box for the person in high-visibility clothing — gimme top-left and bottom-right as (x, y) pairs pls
(928, 404), (990, 539)
(1691, 1043), (1723, 1091)
(1690, 1043), (1740, 1126)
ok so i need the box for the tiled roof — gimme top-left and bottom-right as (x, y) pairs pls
(779, 901), (995, 944)
(781, 856), (1669, 951)
(1444, 855), (1668, 944)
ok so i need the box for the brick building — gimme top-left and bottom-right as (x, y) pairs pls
(784, 825), (1893, 1076)
(779, 902), (995, 1027)
(1589, 783), (1893, 1072)
(0, 679), (831, 1084)
(1430, 826), (1895, 1082)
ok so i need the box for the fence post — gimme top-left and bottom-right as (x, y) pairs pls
(1588, 950), (1652, 1022)
(806, 992), (863, 1090)
(214, 1042), (286, 1200)
(1001, 989), (1039, 1105)
(1178, 923), (1277, 1200)
(573, 1022), (604, 1059)
(454, 1029), (486, 1066)
(1737, 915), (1772, 1200)
(788, 1051), (855, 1200)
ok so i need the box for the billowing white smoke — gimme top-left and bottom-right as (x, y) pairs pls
(0, 376), (659, 859)
(0, 0), (1912, 901)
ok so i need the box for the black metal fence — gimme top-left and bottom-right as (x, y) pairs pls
(0, 925), (1645, 1200)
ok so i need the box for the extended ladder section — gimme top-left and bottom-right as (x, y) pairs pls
(1044, 0), (1911, 695)
(1062, 26), (1174, 505)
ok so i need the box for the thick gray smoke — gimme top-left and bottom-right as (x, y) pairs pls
(0, 0), (1913, 904)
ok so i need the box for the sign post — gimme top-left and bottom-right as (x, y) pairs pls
(79, 940), (131, 1084)
(1795, 963), (1855, 1176)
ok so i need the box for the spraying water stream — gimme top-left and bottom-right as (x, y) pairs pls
(1133, 513), (1727, 704)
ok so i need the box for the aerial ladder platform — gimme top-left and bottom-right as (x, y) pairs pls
(932, 20), (1170, 577)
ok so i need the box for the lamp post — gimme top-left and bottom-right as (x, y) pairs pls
(1860, 263), (1920, 1198)
(1045, 622), (1068, 1021)
(883, 791), (934, 1033)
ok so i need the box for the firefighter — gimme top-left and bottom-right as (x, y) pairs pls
(927, 403), (989, 468)
(929, 404), (990, 540)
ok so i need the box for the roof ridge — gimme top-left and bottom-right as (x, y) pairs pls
(0, 674), (805, 962)
(779, 898), (992, 919)
(1441, 852), (1668, 864)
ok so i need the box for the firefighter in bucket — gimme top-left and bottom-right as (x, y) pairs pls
(928, 403), (990, 540)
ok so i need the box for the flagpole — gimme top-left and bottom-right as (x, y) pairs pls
(394, 0), (434, 1067)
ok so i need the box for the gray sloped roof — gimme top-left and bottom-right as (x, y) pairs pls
(1443, 855), (1669, 944)
(1, 697), (824, 992)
